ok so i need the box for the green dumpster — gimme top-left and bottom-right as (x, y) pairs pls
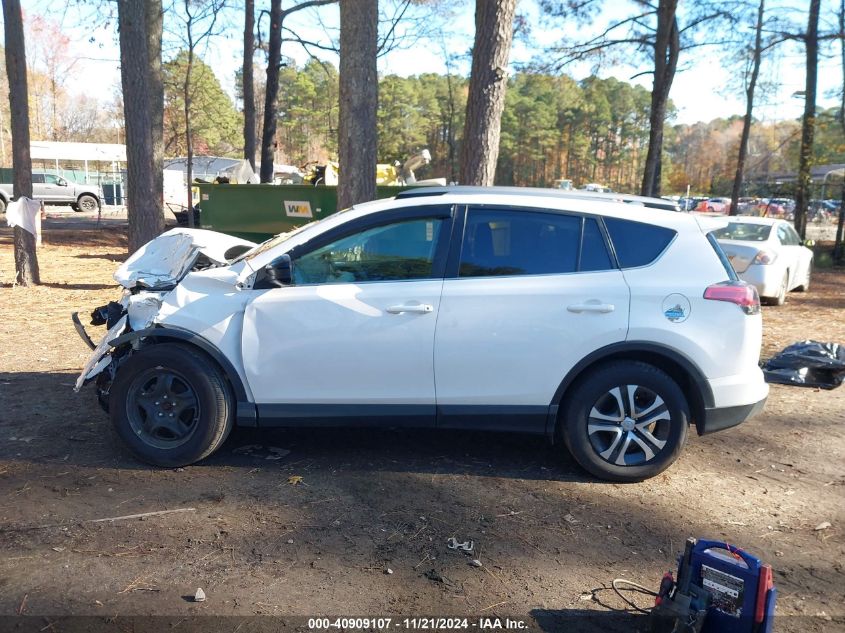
(196, 183), (414, 242)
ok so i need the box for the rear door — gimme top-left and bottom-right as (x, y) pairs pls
(31, 174), (47, 200)
(433, 206), (630, 432)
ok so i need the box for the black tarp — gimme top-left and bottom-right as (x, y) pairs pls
(762, 340), (845, 389)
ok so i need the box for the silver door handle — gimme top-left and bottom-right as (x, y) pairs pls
(386, 303), (433, 314)
(567, 303), (615, 313)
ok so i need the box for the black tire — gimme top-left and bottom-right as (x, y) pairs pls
(109, 343), (233, 467)
(77, 193), (99, 213)
(560, 361), (689, 482)
(0, 197), (6, 214)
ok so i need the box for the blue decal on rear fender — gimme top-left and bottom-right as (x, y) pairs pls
(662, 294), (691, 323)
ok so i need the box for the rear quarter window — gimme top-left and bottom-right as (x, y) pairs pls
(603, 217), (676, 268)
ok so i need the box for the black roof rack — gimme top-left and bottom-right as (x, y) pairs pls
(395, 185), (680, 211)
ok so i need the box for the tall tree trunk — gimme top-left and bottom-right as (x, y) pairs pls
(834, 0), (845, 262)
(730, 0), (765, 216)
(119, 0), (165, 253)
(837, 181), (845, 262)
(640, 0), (679, 197)
(338, 0), (378, 208)
(459, 0), (517, 186)
(146, 0), (164, 224)
(794, 0), (820, 240)
(243, 0), (256, 170)
(260, 0), (283, 183)
(2, 0), (39, 285)
(444, 64), (458, 183)
(184, 0), (196, 228)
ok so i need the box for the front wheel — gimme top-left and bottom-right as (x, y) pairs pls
(77, 194), (100, 213)
(109, 343), (233, 467)
(561, 361), (689, 482)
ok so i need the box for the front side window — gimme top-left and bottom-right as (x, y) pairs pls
(784, 224), (801, 245)
(459, 209), (588, 277)
(44, 174), (58, 184)
(293, 217), (446, 285)
(32, 174), (45, 184)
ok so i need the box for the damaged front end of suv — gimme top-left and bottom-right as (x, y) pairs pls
(72, 228), (256, 410)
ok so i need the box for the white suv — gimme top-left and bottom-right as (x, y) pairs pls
(73, 187), (769, 481)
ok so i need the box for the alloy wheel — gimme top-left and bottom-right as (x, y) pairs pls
(586, 385), (672, 467)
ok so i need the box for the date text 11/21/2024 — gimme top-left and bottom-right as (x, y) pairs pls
(306, 617), (529, 630)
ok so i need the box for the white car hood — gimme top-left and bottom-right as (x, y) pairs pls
(114, 228), (256, 290)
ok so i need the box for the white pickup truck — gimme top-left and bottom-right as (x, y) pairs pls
(0, 173), (102, 214)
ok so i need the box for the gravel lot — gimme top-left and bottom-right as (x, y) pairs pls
(0, 222), (842, 632)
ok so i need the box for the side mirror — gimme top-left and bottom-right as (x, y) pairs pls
(57, 178), (67, 187)
(263, 254), (293, 287)
(802, 239), (815, 247)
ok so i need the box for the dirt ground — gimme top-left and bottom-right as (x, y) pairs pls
(0, 223), (843, 633)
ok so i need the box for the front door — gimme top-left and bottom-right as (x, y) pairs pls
(242, 207), (453, 426)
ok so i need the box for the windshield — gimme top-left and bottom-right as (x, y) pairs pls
(230, 208), (354, 263)
(713, 223), (772, 242)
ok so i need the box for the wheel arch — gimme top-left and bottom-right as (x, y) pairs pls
(548, 341), (714, 441)
(109, 326), (257, 426)
(77, 191), (101, 204)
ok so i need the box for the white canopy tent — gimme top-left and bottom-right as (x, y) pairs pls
(29, 141), (127, 183)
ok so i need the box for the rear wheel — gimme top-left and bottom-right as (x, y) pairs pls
(561, 361), (689, 482)
(109, 343), (233, 467)
(0, 197), (6, 214)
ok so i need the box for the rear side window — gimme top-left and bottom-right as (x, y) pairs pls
(459, 209), (615, 277)
(604, 217), (676, 268)
(460, 209), (581, 277)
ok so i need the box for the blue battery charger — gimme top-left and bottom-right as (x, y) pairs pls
(686, 539), (776, 633)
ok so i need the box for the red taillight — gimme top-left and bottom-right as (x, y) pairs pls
(752, 250), (777, 265)
(704, 282), (760, 315)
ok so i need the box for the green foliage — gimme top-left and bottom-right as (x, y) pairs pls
(497, 74), (652, 190)
(163, 51), (242, 156)
(377, 73), (466, 181)
(812, 108), (845, 165)
(276, 59), (339, 165)
(239, 60), (842, 196)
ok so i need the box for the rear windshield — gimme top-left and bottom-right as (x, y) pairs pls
(604, 217), (676, 268)
(707, 232), (739, 281)
(712, 223), (771, 242)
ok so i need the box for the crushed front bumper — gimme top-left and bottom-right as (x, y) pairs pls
(73, 314), (128, 392)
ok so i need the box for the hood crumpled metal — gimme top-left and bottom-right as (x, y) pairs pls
(114, 228), (256, 290)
